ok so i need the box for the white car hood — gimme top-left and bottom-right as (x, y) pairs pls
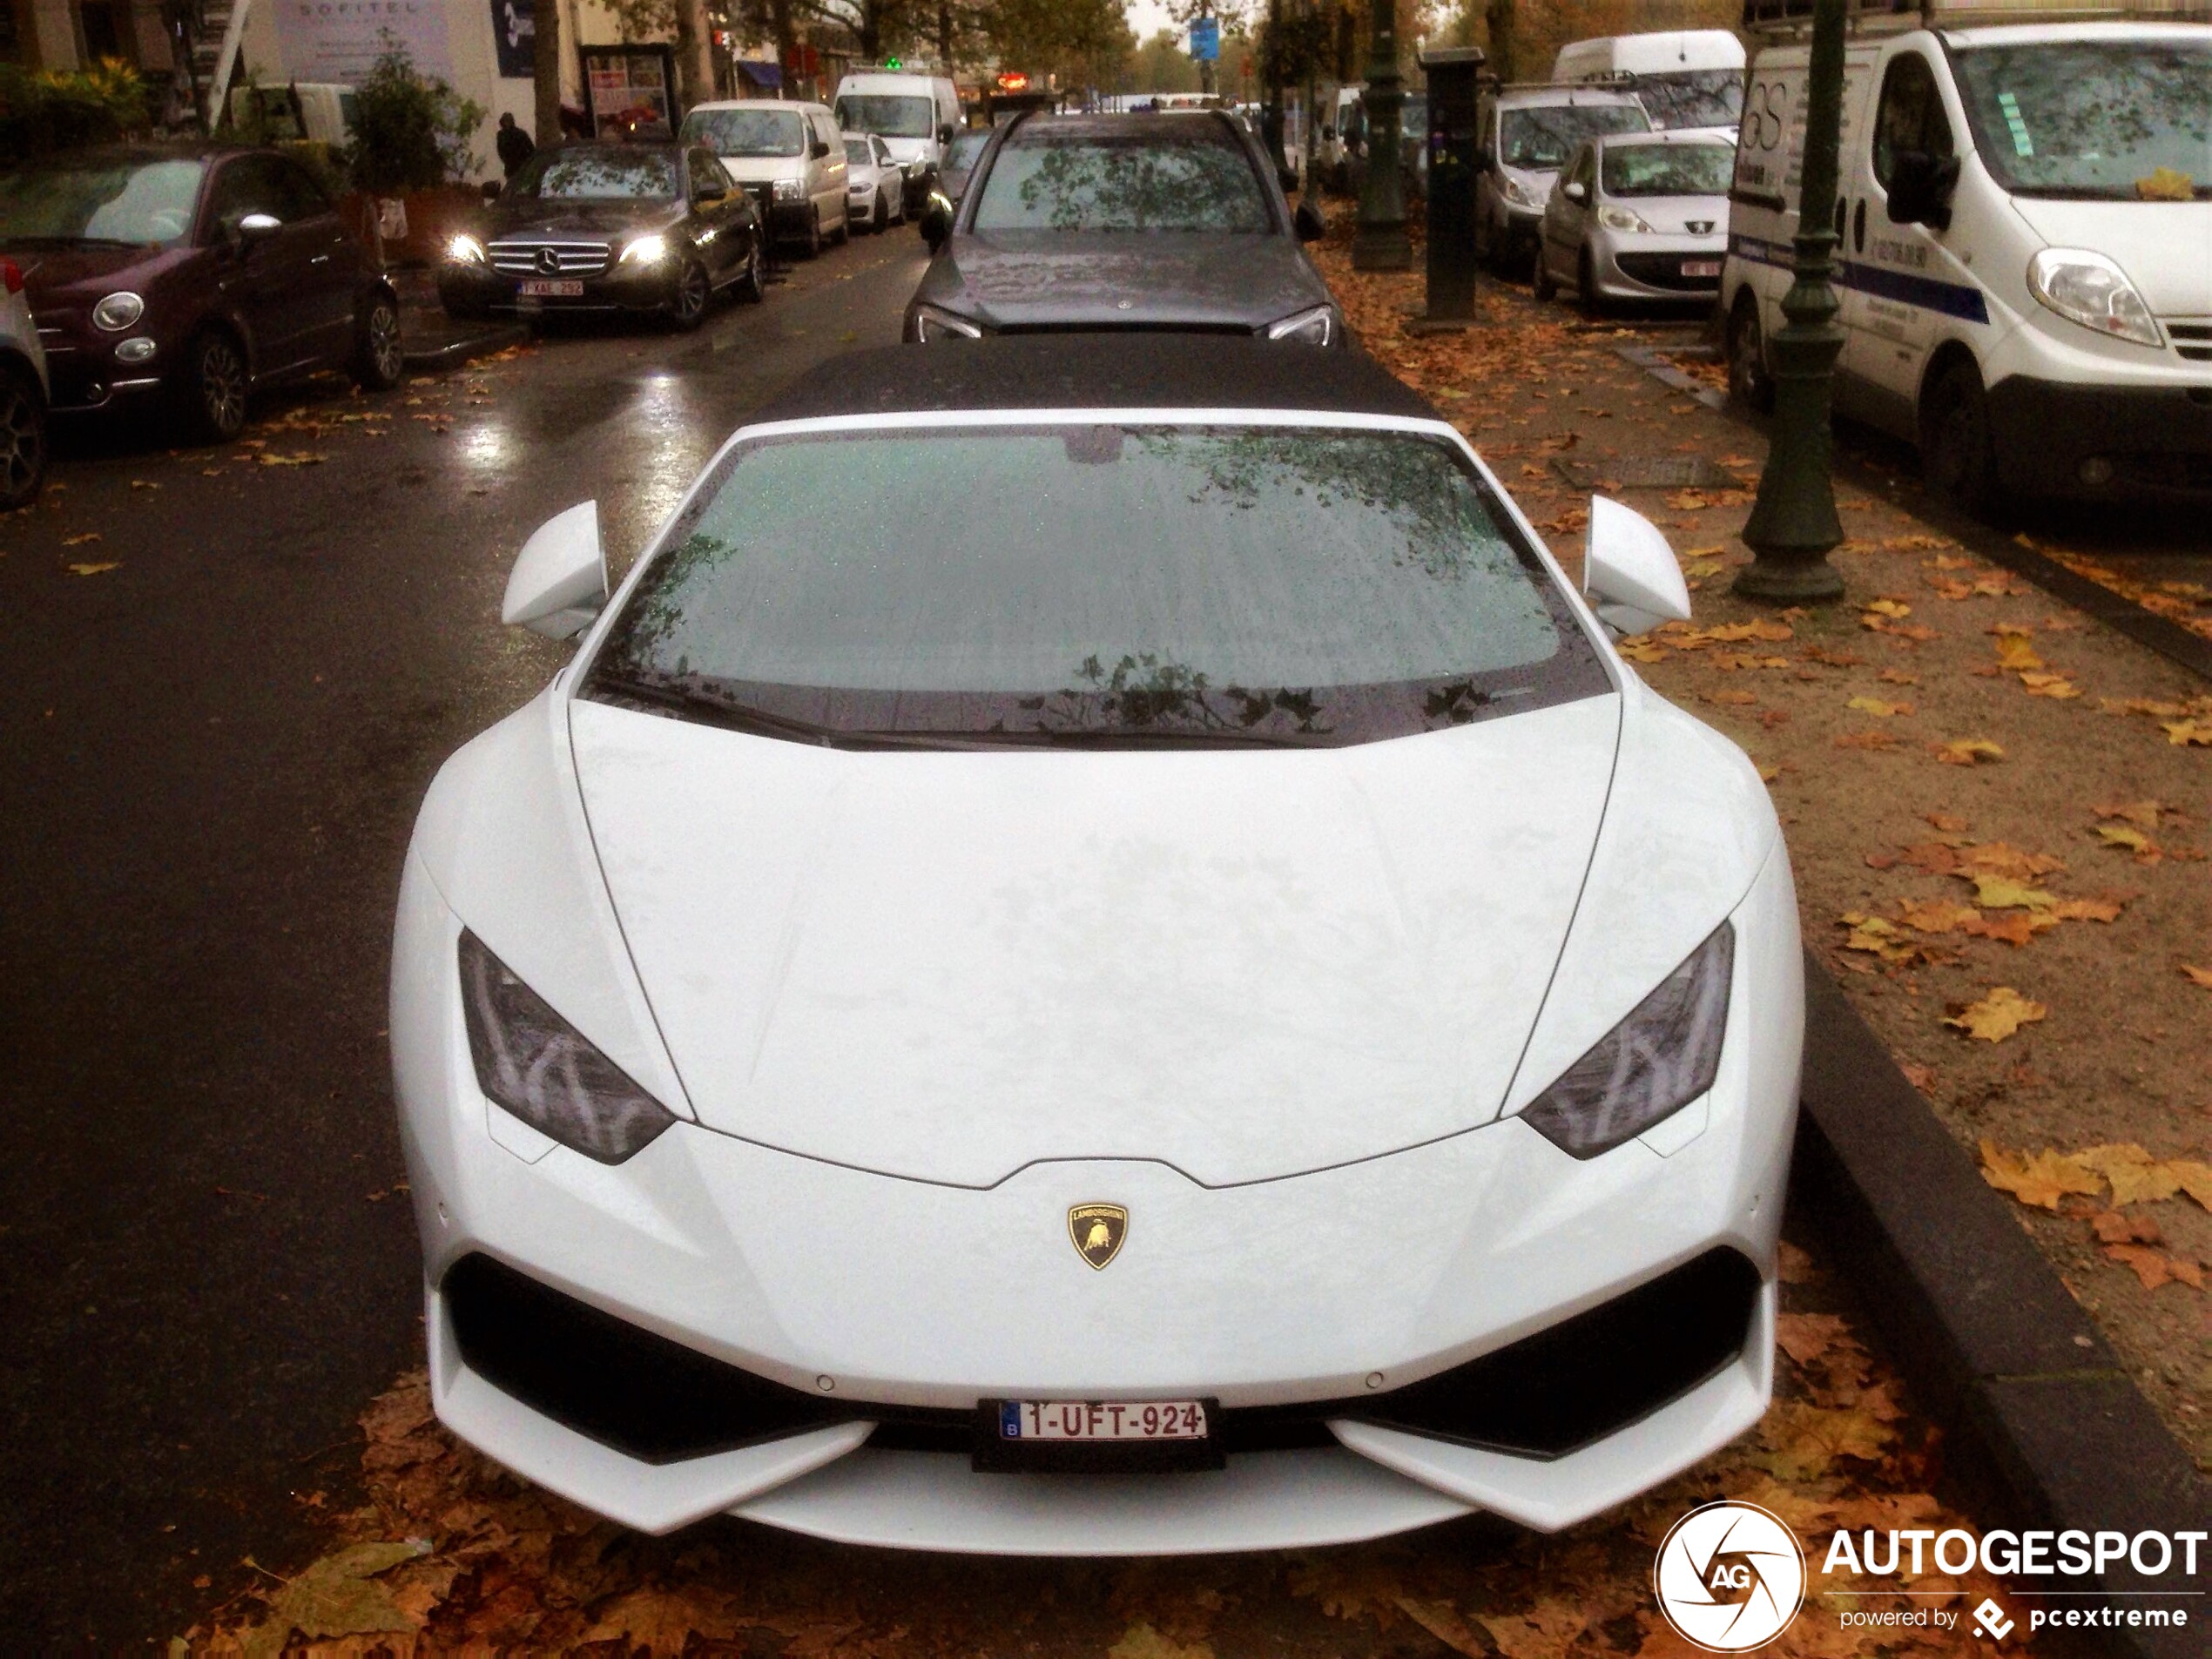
(570, 694), (1622, 1189)
(2006, 198), (2212, 315)
(717, 155), (804, 186)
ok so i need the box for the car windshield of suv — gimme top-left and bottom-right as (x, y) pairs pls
(583, 426), (1607, 747)
(680, 108), (806, 157)
(1952, 38), (2212, 199)
(973, 125), (1271, 233)
(509, 147), (678, 199)
(0, 157), (206, 246)
(1626, 70), (1743, 131)
(1603, 140), (1735, 197)
(1502, 104), (1650, 169)
(837, 94), (934, 138)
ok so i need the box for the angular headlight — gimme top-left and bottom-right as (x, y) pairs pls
(1501, 174), (1540, 209)
(1265, 304), (1334, 345)
(772, 177), (806, 201)
(618, 233), (669, 266)
(92, 291), (145, 331)
(458, 931), (677, 1163)
(1599, 205), (1653, 233)
(2027, 249), (2162, 349)
(1520, 923), (1734, 1159)
(446, 233), (488, 266)
(913, 302), (983, 341)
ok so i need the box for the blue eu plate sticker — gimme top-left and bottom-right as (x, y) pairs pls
(1000, 1401), (1023, 1438)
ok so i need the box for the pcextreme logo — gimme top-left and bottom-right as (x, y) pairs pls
(1654, 1501), (1808, 1652)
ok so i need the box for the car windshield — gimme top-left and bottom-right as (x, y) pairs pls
(973, 126), (1271, 233)
(583, 426), (1607, 747)
(1625, 70), (1743, 131)
(836, 94), (934, 138)
(509, 147), (678, 199)
(0, 157), (206, 246)
(680, 107), (806, 158)
(1501, 103), (1650, 169)
(1952, 38), (2212, 200)
(1603, 141), (1735, 197)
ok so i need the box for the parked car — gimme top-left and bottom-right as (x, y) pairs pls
(393, 332), (1799, 1551)
(1554, 30), (1747, 135)
(0, 253), (50, 508)
(934, 128), (990, 206)
(1473, 85), (1652, 277)
(0, 144), (402, 442)
(844, 134), (907, 233)
(681, 101), (850, 256)
(906, 111), (1336, 344)
(1724, 17), (2212, 512)
(439, 142), (764, 328)
(833, 69), (961, 212)
(1534, 132), (1735, 310)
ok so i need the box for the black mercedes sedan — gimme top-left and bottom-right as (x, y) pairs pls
(904, 111), (1339, 346)
(439, 142), (763, 329)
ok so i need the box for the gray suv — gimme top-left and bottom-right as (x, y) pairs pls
(1473, 84), (1650, 278)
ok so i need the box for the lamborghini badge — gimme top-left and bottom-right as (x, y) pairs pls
(1068, 1203), (1128, 1270)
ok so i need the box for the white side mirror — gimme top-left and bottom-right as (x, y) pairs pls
(502, 501), (608, 640)
(1583, 496), (1692, 637)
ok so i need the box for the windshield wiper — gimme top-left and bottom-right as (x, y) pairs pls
(957, 725), (1340, 749)
(587, 673), (1030, 750)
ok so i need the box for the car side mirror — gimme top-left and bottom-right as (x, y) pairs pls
(1885, 150), (1959, 230)
(1293, 199), (1325, 242)
(481, 179), (502, 201)
(1583, 497), (1691, 637)
(1562, 180), (1587, 202)
(919, 193), (953, 250)
(503, 501), (608, 640)
(236, 212), (282, 246)
(938, 123), (954, 145)
(812, 139), (830, 159)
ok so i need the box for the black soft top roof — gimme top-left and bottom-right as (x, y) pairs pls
(750, 337), (1439, 424)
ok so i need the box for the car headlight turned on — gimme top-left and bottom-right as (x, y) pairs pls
(457, 931), (677, 1163)
(1521, 923), (1734, 1159)
(2027, 248), (2163, 349)
(1501, 174), (1540, 209)
(446, 233), (488, 266)
(772, 177), (806, 201)
(913, 303), (982, 341)
(618, 233), (669, 266)
(91, 291), (145, 331)
(1265, 305), (1334, 346)
(1599, 205), (1654, 233)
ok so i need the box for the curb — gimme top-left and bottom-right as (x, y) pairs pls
(401, 323), (528, 372)
(1794, 954), (2209, 1659)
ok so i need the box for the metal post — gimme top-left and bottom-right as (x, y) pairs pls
(1736, 0), (1849, 604)
(1352, 0), (1407, 269)
(1411, 44), (1482, 327)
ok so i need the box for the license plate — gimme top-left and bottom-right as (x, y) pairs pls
(1682, 260), (1722, 279)
(518, 279), (583, 297)
(1000, 1399), (1209, 1441)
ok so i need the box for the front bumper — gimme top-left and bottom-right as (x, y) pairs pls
(1589, 233), (1727, 301)
(37, 335), (168, 413)
(436, 264), (678, 315)
(394, 845), (1797, 1548)
(1986, 375), (2212, 499)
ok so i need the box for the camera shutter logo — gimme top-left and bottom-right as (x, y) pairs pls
(1653, 1501), (1806, 1651)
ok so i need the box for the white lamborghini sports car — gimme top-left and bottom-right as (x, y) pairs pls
(391, 337), (1804, 1553)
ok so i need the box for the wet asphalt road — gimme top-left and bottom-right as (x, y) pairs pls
(0, 227), (928, 1646)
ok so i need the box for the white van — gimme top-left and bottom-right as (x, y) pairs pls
(1554, 30), (1747, 133)
(1721, 14), (2212, 512)
(681, 100), (851, 256)
(833, 71), (961, 212)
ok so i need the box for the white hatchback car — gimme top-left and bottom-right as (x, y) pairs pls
(392, 337), (1801, 1551)
(0, 254), (50, 509)
(679, 100), (849, 256)
(1536, 132), (1735, 309)
(843, 133), (907, 233)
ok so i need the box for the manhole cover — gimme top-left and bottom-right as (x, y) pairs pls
(1551, 455), (1742, 490)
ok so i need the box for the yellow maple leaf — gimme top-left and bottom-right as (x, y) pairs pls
(1980, 1137), (2099, 1205)
(2168, 1160), (2212, 1211)
(1933, 738), (2004, 765)
(2182, 964), (2212, 989)
(2094, 799), (2163, 827)
(1971, 874), (2055, 910)
(1946, 988), (2047, 1042)
(1863, 597), (1912, 619)
(1709, 688), (1758, 706)
(2093, 823), (2151, 852)
(2135, 165), (2197, 201)
(1618, 640), (1669, 663)
(1846, 695), (1910, 718)
(61, 531), (101, 547)
(2052, 897), (2122, 922)
(65, 562), (120, 576)
(1993, 634), (2046, 671)
(2162, 720), (2212, 745)
(2019, 671), (2080, 699)
(1898, 897), (1979, 934)
(2074, 1144), (2183, 1206)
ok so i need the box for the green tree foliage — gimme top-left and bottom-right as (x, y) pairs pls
(346, 36), (487, 192)
(0, 59), (153, 160)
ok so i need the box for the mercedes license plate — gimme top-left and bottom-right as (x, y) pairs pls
(1681, 260), (1722, 280)
(519, 279), (583, 297)
(974, 1398), (1223, 1473)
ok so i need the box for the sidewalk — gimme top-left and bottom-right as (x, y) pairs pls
(388, 266), (528, 370)
(1312, 236), (2212, 1467)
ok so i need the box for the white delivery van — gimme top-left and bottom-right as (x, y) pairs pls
(1554, 30), (1748, 133)
(682, 101), (851, 256)
(834, 70), (961, 212)
(1721, 7), (2212, 513)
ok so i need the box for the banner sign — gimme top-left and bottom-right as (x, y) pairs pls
(489, 0), (532, 79)
(272, 0), (454, 84)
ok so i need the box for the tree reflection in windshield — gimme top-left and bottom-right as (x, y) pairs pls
(974, 135), (1271, 233)
(1501, 105), (1650, 170)
(1953, 40), (2211, 199)
(511, 147), (679, 199)
(0, 158), (206, 244)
